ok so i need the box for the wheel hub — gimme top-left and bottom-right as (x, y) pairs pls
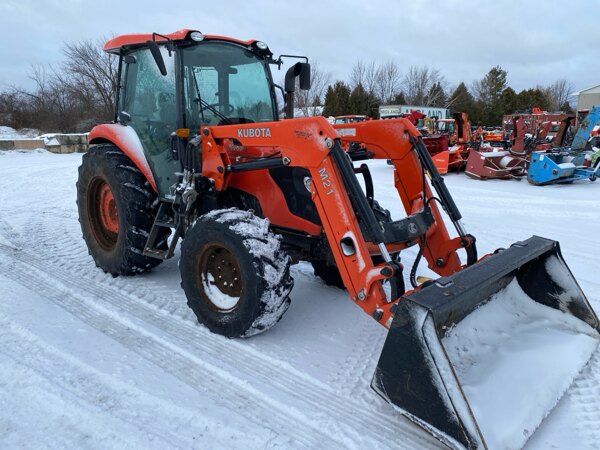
(88, 177), (119, 251)
(197, 243), (242, 312)
(98, 183), (119, 234)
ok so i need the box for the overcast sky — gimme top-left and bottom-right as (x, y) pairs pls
(1, 0), (596, 96)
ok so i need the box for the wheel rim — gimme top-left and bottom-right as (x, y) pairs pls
(196, 243), (243, 312)
(88, 177), (119, 250)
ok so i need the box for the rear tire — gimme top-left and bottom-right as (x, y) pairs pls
(180, 208), (293, 338)
(77, 144), (167, 276)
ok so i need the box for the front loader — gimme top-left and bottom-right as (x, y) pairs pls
(77, 29), (600, 449)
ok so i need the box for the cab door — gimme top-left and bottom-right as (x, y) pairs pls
(118, 45), (180, 198)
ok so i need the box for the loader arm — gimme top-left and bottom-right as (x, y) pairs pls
(334, 119), (475, 275)
(202, 117), (473, 328)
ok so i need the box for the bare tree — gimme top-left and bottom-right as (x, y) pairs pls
(1, 37), (118, 133)
(401, 66), (446, 106)
(349, 60), (379, 96)
(375, 61), (402, 104)
(61, 37), (118, 121)
(543, 79), (575, 111)
(8, 65), (84, 132)
(294, 60), (332, 117)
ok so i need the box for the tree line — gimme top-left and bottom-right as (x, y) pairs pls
(301, 63), (574, 126)
(0, 38), (117, 133)
(0, 40), (575, 133)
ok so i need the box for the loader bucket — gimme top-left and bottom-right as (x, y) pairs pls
(373, 236), (599, 449)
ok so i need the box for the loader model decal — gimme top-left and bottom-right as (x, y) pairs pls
(237, 127), (272, 138)
(318, 167), (335, 195)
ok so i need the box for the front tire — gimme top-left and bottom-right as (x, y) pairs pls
(180, 209), (293, 338)
(311, 260), (345, 289)
(77, 144), (167, 276)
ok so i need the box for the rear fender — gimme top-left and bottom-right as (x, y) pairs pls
(89, 123), (157, 192)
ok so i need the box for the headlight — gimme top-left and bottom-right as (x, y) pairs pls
(189, 31), (204, 42)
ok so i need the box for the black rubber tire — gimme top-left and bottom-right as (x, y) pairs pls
(311, 260), (346, 289)
(77, 144), (167, 276)
(180, 208), (293, 338)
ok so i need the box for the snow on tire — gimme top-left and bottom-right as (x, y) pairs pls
(180, 208), (293, 338)
(77, 144), (168, 276)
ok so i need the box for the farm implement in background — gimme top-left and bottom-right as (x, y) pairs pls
(528, 152), (600, 185)
(527, 106), (600, 185)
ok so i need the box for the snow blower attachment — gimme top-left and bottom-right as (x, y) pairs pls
(465, 150), (527, 179)
(373, 236), (600, 449)
(528, 151), (600, 185)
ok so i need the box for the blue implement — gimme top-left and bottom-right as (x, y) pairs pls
(527, 151), (600, 185)
(571, 105), (600, 150)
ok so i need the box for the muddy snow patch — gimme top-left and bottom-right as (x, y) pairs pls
(443, 279), (599, 450)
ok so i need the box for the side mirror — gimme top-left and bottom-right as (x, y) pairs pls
(283, 62), (310, 119)
(147, 40), (167, 76)
(284, 62), (311, 92)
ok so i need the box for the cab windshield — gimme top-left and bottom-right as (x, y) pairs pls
(182, 42), (277, 131)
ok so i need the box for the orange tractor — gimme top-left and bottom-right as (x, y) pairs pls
(77, 30), (599, 449)
(419, 112), (475, 174)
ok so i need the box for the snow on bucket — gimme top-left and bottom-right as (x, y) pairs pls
(372, 236), (600, 449)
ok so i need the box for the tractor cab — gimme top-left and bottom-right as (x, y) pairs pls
(105, 30), (309, 196)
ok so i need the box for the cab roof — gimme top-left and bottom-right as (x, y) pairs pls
(103, 29), (257, 54)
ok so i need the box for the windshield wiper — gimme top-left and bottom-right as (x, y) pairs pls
(190, 68), (232, 126)
(194, 98), (233, 126)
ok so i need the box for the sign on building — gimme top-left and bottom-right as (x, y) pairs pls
(379, 104), (450, 119)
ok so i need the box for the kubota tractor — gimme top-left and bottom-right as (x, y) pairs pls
(77, 29), (600, 449)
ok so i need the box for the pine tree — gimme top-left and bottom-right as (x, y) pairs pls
(475, 66), (508, 125)
(427, 82), (446, 107)
(349, 83), (370, 115)
(500, 87), (518, 116)
(448, 82), (479, 122)
(322, 85), (337, 117)
(516, 88), (552, 112)
(392, 92), (406, 105)
(322, 81), (351, 116)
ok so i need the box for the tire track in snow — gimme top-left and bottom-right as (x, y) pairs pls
(5, 205), (600, 449)
(0, 316), (238, 449)
(0, 209), (442, 449)
(0, 252), (340, 450)
(329, 319), (384, 401)
(0, 243), (441, 450)
(569, 351), (600, 449)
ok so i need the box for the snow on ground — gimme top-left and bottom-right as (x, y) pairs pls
(0, 126), (40, 139)
(0, 149), (599, 449)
